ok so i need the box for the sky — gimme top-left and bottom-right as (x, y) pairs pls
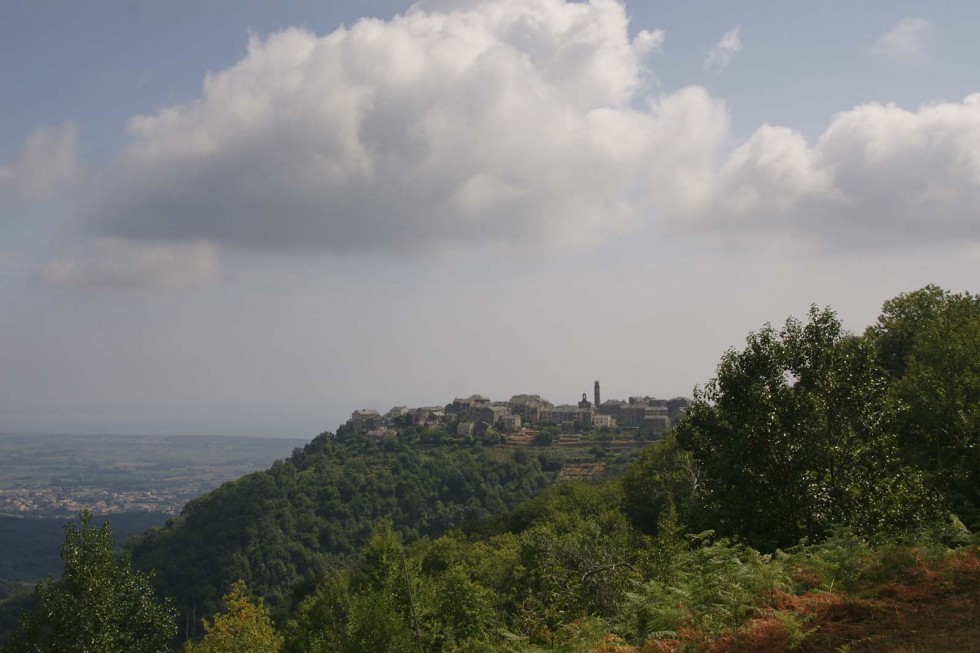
(1, 0), (977, 437)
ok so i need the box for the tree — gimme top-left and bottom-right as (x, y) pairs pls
(184, 581), (281, 653)
(534, 428), (557, 446)
(620, 434), (701, 535)
(675, 306), (940, 550)
(7, 512), (176, 653)
(869, 286), (980, 528)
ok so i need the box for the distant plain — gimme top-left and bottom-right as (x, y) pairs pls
(0, 433), (307, 596)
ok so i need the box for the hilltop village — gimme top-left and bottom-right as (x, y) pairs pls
(340, 381), (691, 442)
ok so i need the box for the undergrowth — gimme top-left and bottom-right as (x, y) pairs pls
(517, 530), (980, 652)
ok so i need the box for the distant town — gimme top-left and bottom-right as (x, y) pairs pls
(340, 380), (691, 443)
(0, 485), (187, 518)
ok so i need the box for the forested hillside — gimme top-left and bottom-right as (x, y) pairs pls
(127, 435), (565, 621)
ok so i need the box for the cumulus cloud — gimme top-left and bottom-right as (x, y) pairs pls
(0, 122), (78, 204)
(40, 239), (218, 289)
(632, 27), (665, 57)
(704, 27), (742, 74)
(871, 18), (932, 61)
(672, 94), (980, 246)
(90, 0), (667, 254)
(82, 0), (979, 258)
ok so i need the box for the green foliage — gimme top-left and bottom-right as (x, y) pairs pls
(533, 428), (557, 446)
(870, 284), (968, 379)
(641, 500), (685, 585)
(781, 528), (965, 600)
(0, 513), (168, 590)
(869, 285), (980, 528)
(418, 564), (496, 651)
(675, 305), (942, 550)
(6, 512), (175, 653)
(283, 523), (420, 653)
(622, 533), (790, 646)
(620, 435), (700, 535)
(283, 483), (641, 651)
(281, 571), (352, 653)
(128, 438), (557, 627)
(785, 528), (871, 593)
(184, 580), (281, 653)
(774, 610), (811, 651)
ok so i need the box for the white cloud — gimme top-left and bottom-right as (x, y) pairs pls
(40, 239), (218, 289)
(669, 94), (980, 247)
(703, 27), (742, 74)
(870, 17), (932, 61)
(0, 122), (78, 204)
(90, 0), (670, 254)
(632, 27), (665, 57)
(82, 0), (979, 258)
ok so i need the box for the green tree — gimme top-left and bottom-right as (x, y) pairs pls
(620, 434), (700, 535)
(184, 581), (281, 653)
(282, 572), (353, 653)
(869, 286), (980, 527)
(347, 523), (420, 653)
(534, 428), (557, 446)
(675, 306), (940, 550)
(7, 512), (175, 653)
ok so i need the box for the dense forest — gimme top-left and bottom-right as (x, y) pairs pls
(2, 285), (977, 652)
(126, 438), (566, 620)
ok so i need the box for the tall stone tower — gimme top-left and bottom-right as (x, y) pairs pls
(594, 380), (600, 407)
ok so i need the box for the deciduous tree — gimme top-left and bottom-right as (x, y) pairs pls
(869, 286), (980, 528)
(184, 581), (281, 653)
(7, 512), (175, 653)
(675, 306), (940, 550)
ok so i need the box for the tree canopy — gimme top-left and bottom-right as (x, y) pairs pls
(675, 305), (942, 549)
(183, 581), (281, 653)
(128, 437), (559, 627)
(6, 512), (175, 653)
(869, 285), (980, 528)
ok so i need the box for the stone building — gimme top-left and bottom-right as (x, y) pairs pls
(347, 409), (380, 434)
(500, 414), (522, 432)
(507, 394), (553, 423)
(538, 405), (592, 429)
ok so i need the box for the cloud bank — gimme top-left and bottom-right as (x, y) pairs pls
(0, 122), (78, 205)
(80, 0), (979, 261)
(689, 95), (980, 246)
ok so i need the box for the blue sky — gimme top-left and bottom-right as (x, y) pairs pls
(2, 1), (978, 436)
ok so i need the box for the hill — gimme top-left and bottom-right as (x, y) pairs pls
(126, 433), (585, 623)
